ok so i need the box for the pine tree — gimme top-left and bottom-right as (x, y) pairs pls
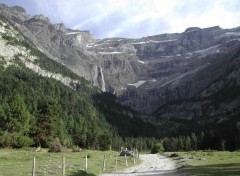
(184, 136), (191, 151)
(35, 99), (61, 147)
(8, 94), (30, 134)
(191, 133), (198, 150)
(98, 133), (111, 150)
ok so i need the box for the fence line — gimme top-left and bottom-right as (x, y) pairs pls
(0, 150), (139, 175)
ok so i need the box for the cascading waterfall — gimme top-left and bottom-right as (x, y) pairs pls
(100, 67), (106, 92)
(92, 65), (106, 92)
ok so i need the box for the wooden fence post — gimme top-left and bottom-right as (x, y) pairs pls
(32, 157), (35, 176)
(125, 154), (128, 166)
(136, 149), (139, 158)
(62, 156), (65, 176)
(85, 155), (88, 173)
(102, 155), (106, 172)
(115, 155), (118, 170)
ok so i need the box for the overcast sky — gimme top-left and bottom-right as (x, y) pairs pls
(1, 0), (240, 39)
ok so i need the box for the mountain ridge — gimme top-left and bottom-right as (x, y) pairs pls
(1, 3), (240, 116)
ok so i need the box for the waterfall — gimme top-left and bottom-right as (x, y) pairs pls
(92, 65), (106, 92)
(100, 67), (106, 92)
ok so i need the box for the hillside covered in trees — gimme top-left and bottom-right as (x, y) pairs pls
(0, 14), (157, 151)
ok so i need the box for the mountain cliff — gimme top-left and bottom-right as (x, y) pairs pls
(1, 3), (240, 116)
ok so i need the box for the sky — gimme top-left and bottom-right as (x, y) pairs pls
(1, 0), (240, 39)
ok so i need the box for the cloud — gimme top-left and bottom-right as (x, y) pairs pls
(1, 0), (240, 38)
(167, 0), (240, 33)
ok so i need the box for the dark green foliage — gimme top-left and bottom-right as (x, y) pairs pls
(0, 93), (33, 148)
(93, 92), (157, 137)
(0, 64), (160, 150)
(163, 116), (240, 152)
(151, 142), (164, 154)
(0, 65), (108, 148)
(191, 133), (198, 150)
(86, 153), (92, 158)
(98, 133), (111, 151)
(35, 99), (61, 147)
(0, 132), (33, 148)
(170, 153), (179, 157)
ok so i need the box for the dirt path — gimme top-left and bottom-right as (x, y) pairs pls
(101, 154), (184, 176)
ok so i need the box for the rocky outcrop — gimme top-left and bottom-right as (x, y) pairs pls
(0, 3), (98, 82)
(0, 17), (79, 88)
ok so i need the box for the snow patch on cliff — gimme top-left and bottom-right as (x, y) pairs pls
(99, 52), (123, 54)
(128, 80), (146, 88)
(138, 60), (145, 64)
(132, 39), (178, 45)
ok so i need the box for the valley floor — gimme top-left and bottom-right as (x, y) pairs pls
(101, 154), (185, 176)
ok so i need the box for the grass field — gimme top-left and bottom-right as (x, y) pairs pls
(170, 151), (240, 175)
(0, 148), (140, 176)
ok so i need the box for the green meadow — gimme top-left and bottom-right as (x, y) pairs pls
(0, 148), (140, 176)
(172, 151), (240, 175)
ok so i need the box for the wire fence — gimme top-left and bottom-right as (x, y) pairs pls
(0, 152), (139, 176)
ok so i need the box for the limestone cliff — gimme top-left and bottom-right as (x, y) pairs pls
(1, 3), (240, 115)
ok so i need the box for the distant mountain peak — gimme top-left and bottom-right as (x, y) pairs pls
(185, 27), (201, 32)
(32, 14), (50, 23)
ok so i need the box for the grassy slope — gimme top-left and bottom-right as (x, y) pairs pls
(172, 151), (240, 175)
(0, 149), (140, 176)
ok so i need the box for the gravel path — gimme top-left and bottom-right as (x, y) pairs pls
(101, 154), (185, 176)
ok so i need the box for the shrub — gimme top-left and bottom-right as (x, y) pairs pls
(170, 153), (179, 157)
(49, 138), (62, 153)
(72, 145), (82, 152)
(151, 143), (165, 154)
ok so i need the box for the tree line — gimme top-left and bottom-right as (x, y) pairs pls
(163, 120), (240, 152)
(0, 63), (159, 150)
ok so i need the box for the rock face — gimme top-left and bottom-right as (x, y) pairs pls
(154, 44), (240, 121)
(0, 3), (103, 89)
(88, 26), (240, 113)
(0, 16), (79, 88)
(1, 3), (240, 114)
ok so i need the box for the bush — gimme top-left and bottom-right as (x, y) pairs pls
(49, 138), (62, 153)
(170, 153), (179, 157)
(72, 145), (82, 152)
(87, 153), (92, 158)
(151, 143), (165, 154)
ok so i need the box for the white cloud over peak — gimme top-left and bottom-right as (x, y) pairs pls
(1, 0), (240, 38)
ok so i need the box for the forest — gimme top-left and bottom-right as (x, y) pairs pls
(0, 61), (158, 151)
